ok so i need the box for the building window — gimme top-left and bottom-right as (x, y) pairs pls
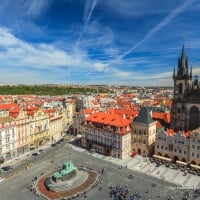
(174, 149), (177, 152)
(197, 146), (200, 150)
(157, 145), (159, 148)
(192, 145), (195, 149)
(179, 149), (181, 154)
(184, 151), (186, 155)
(192, 152), (195, 157)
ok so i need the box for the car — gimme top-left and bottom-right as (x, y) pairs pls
(32, 152), (41, 156)
(1, 166), (13, 172)
(38, 149), (46, 153)
(0, 177), (5, 183)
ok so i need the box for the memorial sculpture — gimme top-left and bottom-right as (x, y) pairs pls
(44, 160), (77, 191)
(53, 160), (77, 182)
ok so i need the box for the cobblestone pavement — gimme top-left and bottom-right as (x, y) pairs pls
(0, 141), (200, 200)
(70, 144), (200, 189)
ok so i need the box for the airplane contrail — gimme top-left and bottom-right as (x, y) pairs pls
(119, 0), (197, 59)
(76, 0), (97, 47)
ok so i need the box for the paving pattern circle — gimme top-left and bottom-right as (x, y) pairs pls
(36, 166), (100, 199)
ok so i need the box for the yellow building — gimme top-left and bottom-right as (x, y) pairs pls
(28, 109), (49, 149)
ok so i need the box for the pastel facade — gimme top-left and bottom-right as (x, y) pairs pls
(49, 110), (63, 142)
(15, 109), (30, 155)
(28, 109), (49, 149)
(190, 128), (200, 166)
(155, 129), (190, 163)
(0, 111), (17, 160)
(81, 112), (132, 159)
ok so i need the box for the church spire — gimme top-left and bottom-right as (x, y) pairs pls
(190, 66), (192, 79)
(177, 45), (189, 78)
(173, 67), (176, 79)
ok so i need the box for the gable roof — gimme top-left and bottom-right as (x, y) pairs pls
(133, 107), (154, 124)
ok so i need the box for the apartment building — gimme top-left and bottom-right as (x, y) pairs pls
(14, 109), (30, 156)
(28, 108), (49, 149)
(48, 109), (63, 142)
(190, 128), (200, 166)
(81, 112), (132, 159)
(155, 129), (190, 163)
(0, 111), (17, 160)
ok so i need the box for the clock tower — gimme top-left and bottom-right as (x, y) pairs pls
(171, 45), (200, 131)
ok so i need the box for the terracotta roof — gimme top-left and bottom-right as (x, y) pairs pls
(86, 112), (130, 127)
(183, 131), (191, 138)
(0, 103), (19, 110)
(152, 112), (171, 124)
(166, 129), (175, 136)
(108, 108), (138, 119)
(156, 121), (163, 129)
(83, 109), (93, 115)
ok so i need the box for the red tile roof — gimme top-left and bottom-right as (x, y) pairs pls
(152, 112), (171, 124)
(86, 112), (130, 127)
(166, 129), (175, 136)
(156, 121), (163, 129)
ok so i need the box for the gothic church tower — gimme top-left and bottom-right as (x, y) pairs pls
(171, 45), (200, 131)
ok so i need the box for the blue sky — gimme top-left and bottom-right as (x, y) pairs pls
(0, 0), (200, 86)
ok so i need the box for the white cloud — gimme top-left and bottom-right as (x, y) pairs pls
(0, 27), (88, 69)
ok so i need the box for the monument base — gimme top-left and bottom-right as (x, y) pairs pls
(44, 168), (89, 192)
(52, 170), (77, 183)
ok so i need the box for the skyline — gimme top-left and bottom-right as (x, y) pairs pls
(0, 1), (200, 86)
